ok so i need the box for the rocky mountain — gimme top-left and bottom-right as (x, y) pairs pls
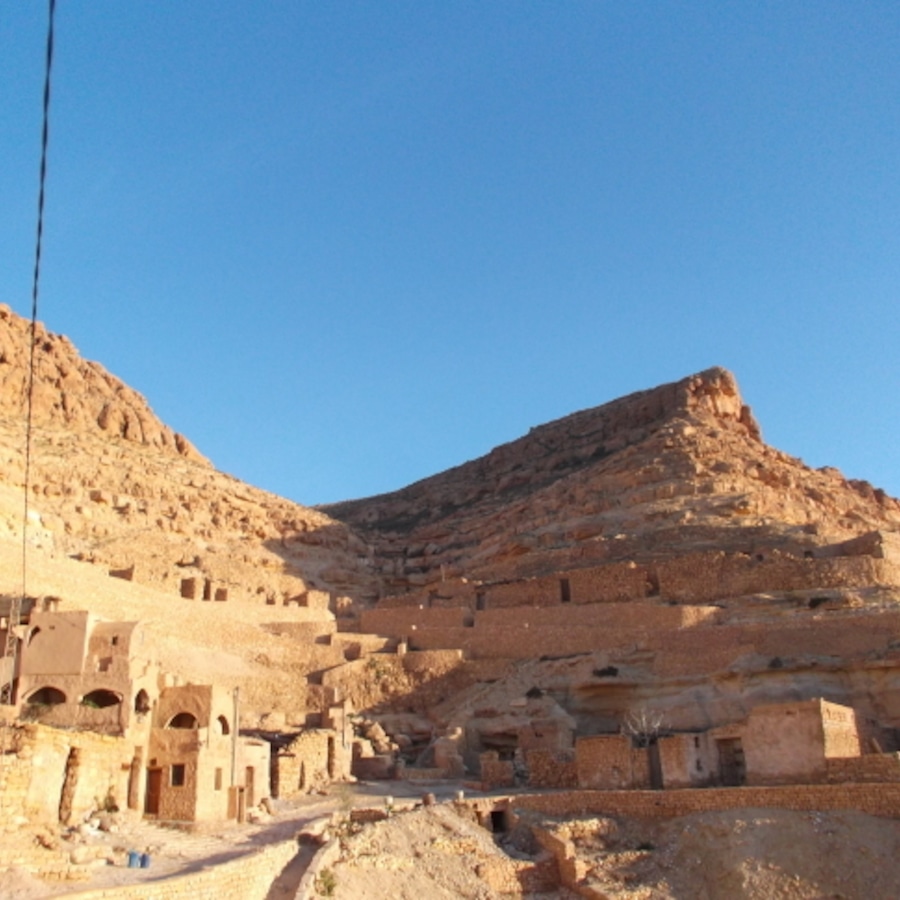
(325, 367), (900, 593)
(0, 304), (378, 609)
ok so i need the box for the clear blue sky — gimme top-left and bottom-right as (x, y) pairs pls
(2, 2), (898, 505)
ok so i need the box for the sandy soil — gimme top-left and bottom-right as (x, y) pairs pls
(0, 781), (417, 899)
(324, 802), (900, 900)
(5, 786), (900, 899)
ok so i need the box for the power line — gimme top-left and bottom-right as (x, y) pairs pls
(2, 0), (57, 706)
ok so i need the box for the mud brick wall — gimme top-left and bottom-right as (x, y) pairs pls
(575, 735), (650, 790)
(480, 751), (515, 789)
(527, 749), (578, 789)
(658, 733), (715, 788)
(655, 552), (897, 604)
(150, 729), (201, 821)
(60, 838), (299, 900)
(485, 577), (560, 608)
(475, 602), (713, 631)
(567, 562), (651, 603)
(741, 702), (828, 785)
(827, 754), (900, 783)
(508, 783), (900, 820)
(360, 606), (468, 635)
(648, 610), (900, 678)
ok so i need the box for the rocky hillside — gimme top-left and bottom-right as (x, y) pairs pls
(0, 304), (379, 607)
(325, 367), (900, 591)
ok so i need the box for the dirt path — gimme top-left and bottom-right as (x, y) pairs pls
(0, 781), (441, 899)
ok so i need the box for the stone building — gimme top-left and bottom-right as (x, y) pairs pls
(5, 608), (271, 823)
(562, 698), (897, 792)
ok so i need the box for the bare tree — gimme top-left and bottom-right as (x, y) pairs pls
(621, 706), (666, 748)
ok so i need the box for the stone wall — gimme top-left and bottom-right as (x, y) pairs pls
(59, 838), (299, 900)
(0, 722), (132, 827)
(479, 751), (515, 789)
(826, 753), (900, 783)
(575, 735), (650, 790)
(503, 782), (900, 820)
(370, 550), (900, 621)
(526, 749), (578, 789)
(273, 730), (333, 798)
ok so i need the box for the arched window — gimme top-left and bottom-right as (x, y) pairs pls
(134, 689), (151, 714)
(215, 715), (230, 735)
(26, 686), (66, 705)
(166, 712), (199, 729)
(26, 626), (41, 646)
(81, 689), (121, 709)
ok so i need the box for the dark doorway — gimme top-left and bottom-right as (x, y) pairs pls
(717, 738), (746, 786)
(648, 741), (663, 790)
(490, 810), (509, 833)
(144, 768), (162, 815)
(560, 578), (571, 603)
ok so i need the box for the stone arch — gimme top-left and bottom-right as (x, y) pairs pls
(26, 685), (66, 705)
(215, 714), (230, 735)
(166, 711), (199, 729)
(81, 689), (121, 708)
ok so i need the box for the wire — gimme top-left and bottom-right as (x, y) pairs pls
(1, 0), (56, 706)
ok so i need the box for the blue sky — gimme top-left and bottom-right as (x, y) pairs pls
(2, 2), (898, 505)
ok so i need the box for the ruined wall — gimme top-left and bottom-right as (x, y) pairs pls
(274, 730), (333, 798)
(0, 722), (131, 827)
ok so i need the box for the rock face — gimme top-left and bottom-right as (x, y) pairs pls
(0, 305), (378, 609)
(0, 305), (203, 461)
(325, 367), (900, 592)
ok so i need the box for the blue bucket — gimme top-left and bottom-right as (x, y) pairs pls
(127, 851), (140, 868)
(140, 853), (151, 869)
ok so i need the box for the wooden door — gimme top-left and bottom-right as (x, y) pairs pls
(144, 768), (162, 815)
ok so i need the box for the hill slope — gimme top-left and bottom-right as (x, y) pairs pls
(325, 367), (900, 591)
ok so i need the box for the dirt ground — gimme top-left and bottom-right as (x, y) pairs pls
(0, 781), (419, 899)
(323, 803), (900, 900)
(5, 785), (900, 899)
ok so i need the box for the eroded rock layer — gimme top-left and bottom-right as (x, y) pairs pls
(0, 305), (378, 610)
(325, 367), (900, 593)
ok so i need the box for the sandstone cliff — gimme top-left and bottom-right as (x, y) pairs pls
(0, 305), (379, 609)
(325, 367), (900, 592)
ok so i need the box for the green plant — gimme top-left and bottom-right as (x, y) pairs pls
(315, 867), (337, 896)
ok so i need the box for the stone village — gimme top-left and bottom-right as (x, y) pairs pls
(2, 310), (900, 895)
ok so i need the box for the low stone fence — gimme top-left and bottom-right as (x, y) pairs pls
(502, 783), (900, 820)
(57, 838), (299, 900)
